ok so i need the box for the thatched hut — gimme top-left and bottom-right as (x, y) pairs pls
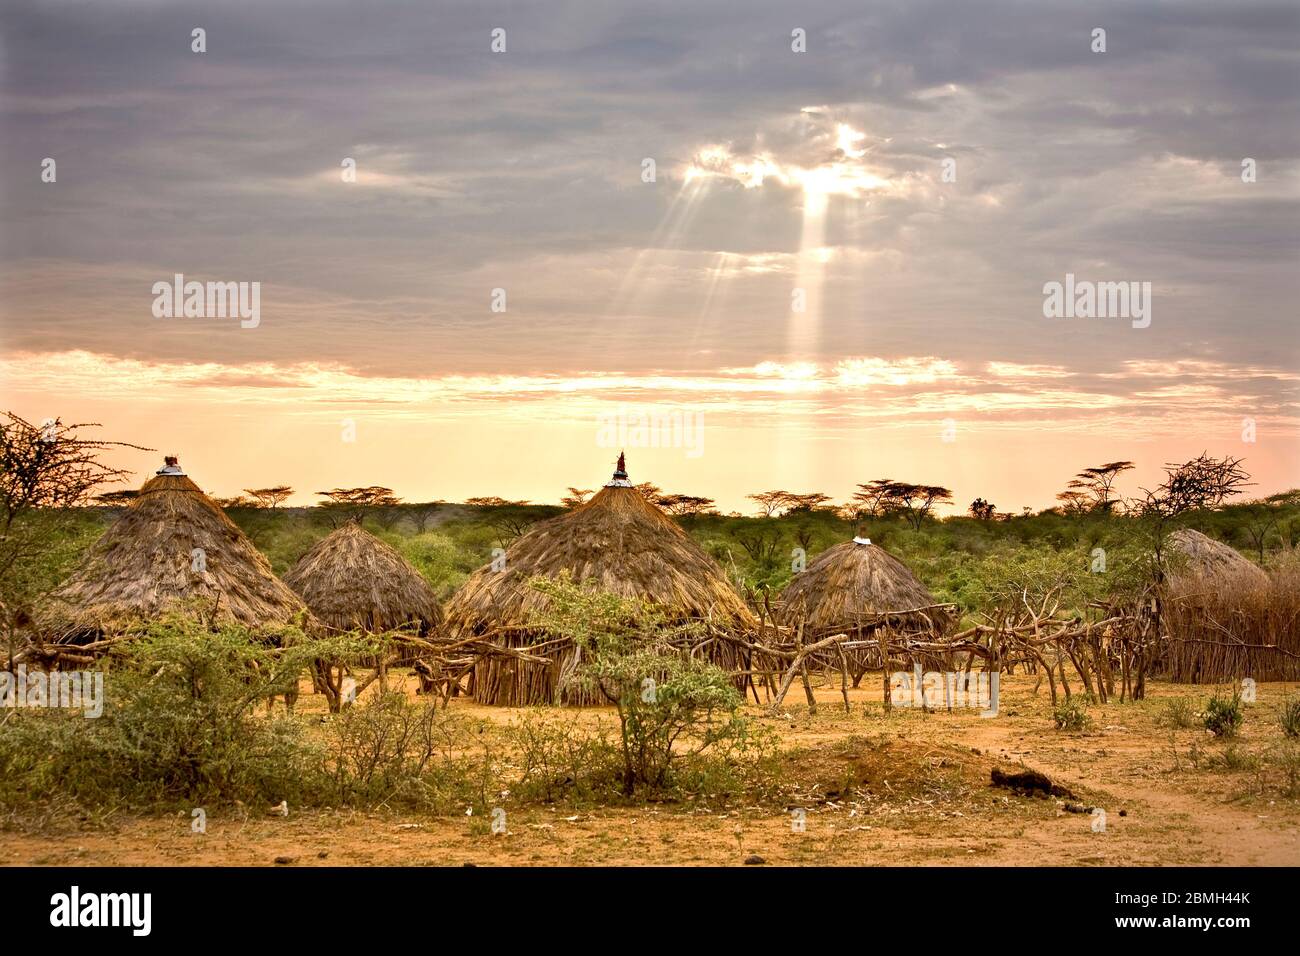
(39, 457), (309, 642)
(283, 520), (442, 635)
(781, 537), (951, 637)
(1165, 529), (1267, 587)
(779, 537), (952, 682)
(1160, 529), (1293, 682)
(444, 456), (759, 705)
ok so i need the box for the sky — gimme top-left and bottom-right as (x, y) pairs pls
(1, 0), (1297, 513)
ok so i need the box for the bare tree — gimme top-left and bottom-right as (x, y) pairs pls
(0, 413), (146, 666)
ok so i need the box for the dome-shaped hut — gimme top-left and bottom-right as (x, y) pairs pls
(39, 457), (310, 642)
(444, 455), (758, 705)
(283, 520), (442, 635)
(1166, 529), (1267, 587)
(780, 536), (952, 638)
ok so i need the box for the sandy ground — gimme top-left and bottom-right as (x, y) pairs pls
(3, 674), (1298, 866)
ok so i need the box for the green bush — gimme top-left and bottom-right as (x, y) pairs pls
(1052, 696), (1092, 731)
(1281, 697), (1300, 739)
(1157, 697), (1197, 729)
(528, 576), (775, 796)
(1203, 692), (1244, 738)
(0, 616), (324, 809)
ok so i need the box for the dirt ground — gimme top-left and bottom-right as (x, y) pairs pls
(3, 674), (1299, 867)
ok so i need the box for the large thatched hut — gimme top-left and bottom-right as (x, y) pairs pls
(781, 536), (952, 638)
(283, 520), (442, 635)
(39, 457), (309, 642)
(444, 456), (759, 705)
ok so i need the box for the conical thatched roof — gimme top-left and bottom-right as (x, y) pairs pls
(283, 521), (442, 634)
(1167, 529), (1267, 586)
(39, 463), (309, 641)
(780, 538), (951, 635)
(445, 482), (757, 635)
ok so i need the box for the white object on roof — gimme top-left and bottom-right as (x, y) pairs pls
(852, 536), (872, 546)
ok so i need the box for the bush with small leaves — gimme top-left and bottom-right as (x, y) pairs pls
(1203, 692), (1244, 738)
(1281, 697), (1300, 740)
(1157, 697), (1197, 729)
(1052, 697), (1092, 732)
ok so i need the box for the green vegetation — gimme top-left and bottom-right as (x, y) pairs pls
(1052, 696), (1092, 732)
(0, 615), (780, 818)
(1157, 696), (1198, 730)
(1282, 697), (1300, 739)
(527, 576), (777, 796)
(1203, 691), (1245, 738)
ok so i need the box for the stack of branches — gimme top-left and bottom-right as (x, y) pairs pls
(751, 589), (1151, 714)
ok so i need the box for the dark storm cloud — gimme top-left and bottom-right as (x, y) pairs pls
(0, 0), (1297, 383)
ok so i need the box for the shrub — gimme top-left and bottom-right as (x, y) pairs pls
(1053, 697), (1092, 732)
(1281, 697), (1300, 739)
(506, 711), (623, 804)
(527, 576), (771, 796)
(0, 615), (327, 809)
(1157, 697), (1197, 729)
(1203, 692), (1244, 738)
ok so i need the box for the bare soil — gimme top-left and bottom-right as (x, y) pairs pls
(3, 674), (1298, 866)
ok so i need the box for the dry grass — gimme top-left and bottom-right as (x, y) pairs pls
(38, 473), (309, 642)
(283, 521), (441, 634)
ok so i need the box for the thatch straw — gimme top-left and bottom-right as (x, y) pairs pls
(283, 521), (441, 635)
(780, 539), (952, 637)
(1161, 529), (1294, 682)
(39, 472), (309, 642)
(1166, 529), (1268, 586)
(444, 482), (758, 705)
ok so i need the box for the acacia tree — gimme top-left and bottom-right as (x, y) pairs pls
(849, 479), (897, 519)
(1063, 461), (1134, 514)
(243, 485), (294, 509)
(316, 486), (401, 527)
(784, 492), (832, 514)
(560, 487), (593, 509)
(747, 490), (793, 518)
(0, 414), (145, 665)
(658, 494), (717, 519)
(464, 496), (538, 547)
(969, 498), (997, 521)
(887, 482), (953, 530)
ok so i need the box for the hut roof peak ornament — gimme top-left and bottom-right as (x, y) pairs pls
(605, 451), (632, 488)
(156, 455), (185, 476)
(852, 536), (872, 546)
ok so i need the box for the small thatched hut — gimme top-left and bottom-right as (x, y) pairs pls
(1165, 529), (1267, 587)
(444, 455), (759, 705)
(781, 536), (952, 640)
(283, 520), (442, 635)
(40, 457), (309, 642)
